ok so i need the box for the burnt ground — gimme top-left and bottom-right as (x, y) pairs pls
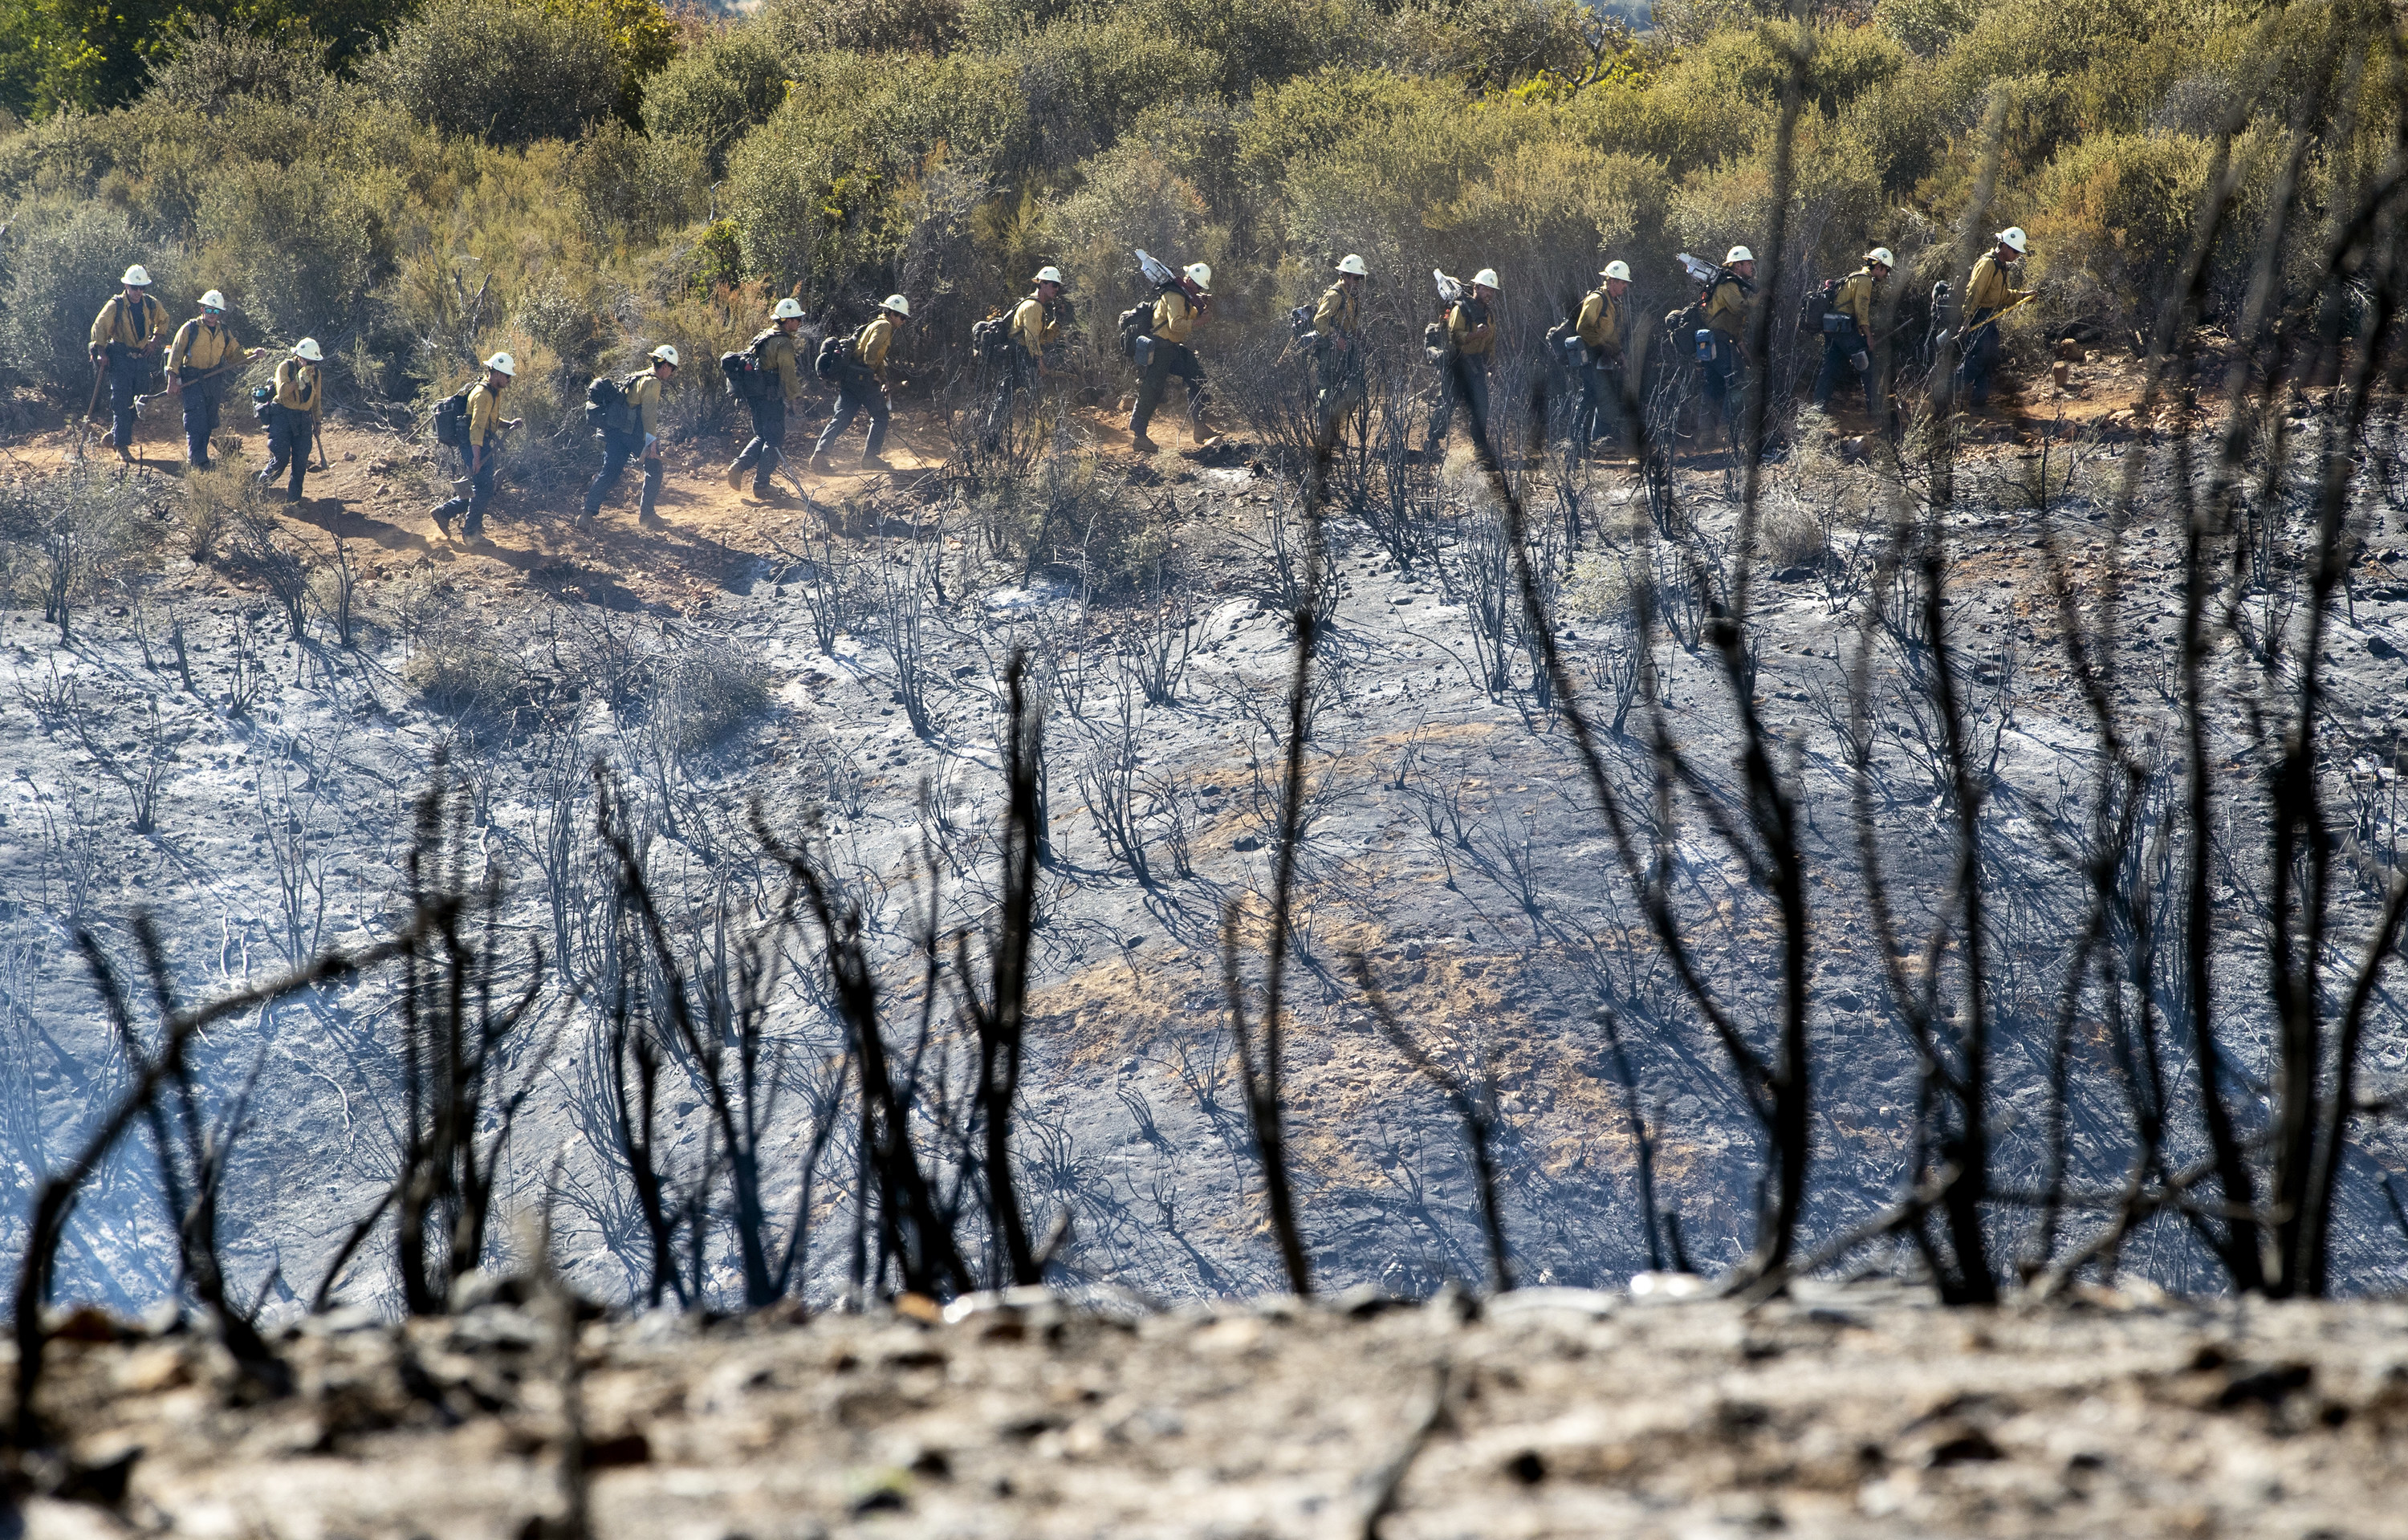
(4, 351), (2408, 1320)
(12, 1283), (2408, 1538)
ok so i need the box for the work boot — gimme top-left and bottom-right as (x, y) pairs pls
(429, 503), (453, 538)
(861, 453), (892, 471)
(809, 453), (834, 474)
(726, 457), (748, 490)
(1188, 402), (1218, 448)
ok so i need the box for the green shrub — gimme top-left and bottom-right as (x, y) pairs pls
(195, 158), (390, 341)
(1873, 0), (1977, 57)
(2028, 130), (2212, 336)
(143, 20), (341, 115)
(565, 118), (710, 250)
(360, 0), (620, 148)
(0, 200), (177, 399)
(762, 0), (966, 56)
(643, 22), (787, 173)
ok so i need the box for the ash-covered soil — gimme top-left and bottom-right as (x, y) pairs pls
(5, 391), (2408, 1317)
(14, 1283), (2408, 1538)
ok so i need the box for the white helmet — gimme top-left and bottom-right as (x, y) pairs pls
(1600, 260), (1631, 282)
(1865, 247), (1895, 269)
(485, 350), (516, 376)
(291, 337), (323, 362)
(121, 265), (152, 286)
(1336, 253), (1369, 278)
(1183, 262), (1212, 290)
(773, 297), (805, 320)
(1471, 267), (1500, 291)
(200, 289), (226, 310)
(1032, 266), (1064, 286)
(649, 343), (680, 367)
(1725, 246), (1755, 266)
(1996, 226), (2029, 254)
(881, 294), (909, 317)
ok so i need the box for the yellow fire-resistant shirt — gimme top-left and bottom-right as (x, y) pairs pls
(627, 372), (662, 437)
(1009, 295), (1062, 360)
(1576, 287), (1626, 362)
(91, 291), (169, 352)
(465, 380), (503, 449)
(855, 314), (897, 381)
(1152, 289), (1200, 345)
(1446, 297), (1494, 361)
(751, 328), (804, 402)
(1964, 252), (2028, 314)
(1833, 267), (1879, 334)
(168, 315), (242, 375)
(271, 357), (322, 417)
(1702, 274), (1752, 345)
(1312, 282), (1361, 343)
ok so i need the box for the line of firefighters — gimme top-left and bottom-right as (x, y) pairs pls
(83, 228), (2030, 536)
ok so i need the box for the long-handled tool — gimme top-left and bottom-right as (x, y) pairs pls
(1955, 290), (2039, 343)
(71, 359), (105, 462)
(136, 358), (246, 406)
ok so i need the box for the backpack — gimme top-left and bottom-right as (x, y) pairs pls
(584, 372), (641, 437)
(433, 386), (470, 447)
(813, 331), (852, 380)
(1544, 311), (1582, 371)
(971, 311), (1014, 363)
(719, 328), (779, 399)
(1804, 276), (1844, 327)
(1116, 302), (1155, 362)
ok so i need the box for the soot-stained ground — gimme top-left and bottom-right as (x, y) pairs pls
(5, 394), (2408, 1316)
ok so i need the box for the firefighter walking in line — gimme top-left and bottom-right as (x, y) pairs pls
(811, 294), (909, 473)
(988, 267), (1068, 445)
(1427, 267), (1499, 453)
(584, 344), (679, 523)
(726, 297), (805, 494)
(1312, 254), (1369, 450)
(255, 338), (324, 503)
(1129, 261), (1214, 453)
(431, 351), (521, 541)
(1957, 226), (2032, 408)
(89, 265), (170, 465)
(164, 290), (265, 470)
(1699, 245), (1757, 449)
(1575, 259), (1633, 453)
(1815, 246), (1892, 416)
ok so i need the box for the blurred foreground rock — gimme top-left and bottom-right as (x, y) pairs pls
(12, 1284), (2408, 1538)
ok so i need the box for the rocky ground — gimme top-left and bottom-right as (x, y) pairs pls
(11, 1282), (2408, 1539)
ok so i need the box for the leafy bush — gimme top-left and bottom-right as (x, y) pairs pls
(2028, 130), (2212, 337)
(565, 118), (710, 250)
(763, 0), (966, 56)
(643, 22), (787, 173)
(144, 20), (342, 115)
(0, 201), (177, 400)
(360, 0), (621, 148)
(196, 159), (391, 342)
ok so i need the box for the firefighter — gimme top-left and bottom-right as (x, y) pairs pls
(584, 344), (680, 523)
(1699, 245), (1756, 446)
(1575, 260), (1633, 453)
(1815, 247), (1892, 416)
(1129, 261), (1214, 453)
(1312, 253), (1369, 450)
(1957, 226), (2032, 408)
(810, 295), (909, 472)
(430, 352), (521, 541)
(987, 266), (1066, 445)
(88, 265), (170, 465)
(254, 338), (323, 503)
(164, 290), (265, 470)
(726, 297), (806, 494)
(1426, 267), (1499, 453)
